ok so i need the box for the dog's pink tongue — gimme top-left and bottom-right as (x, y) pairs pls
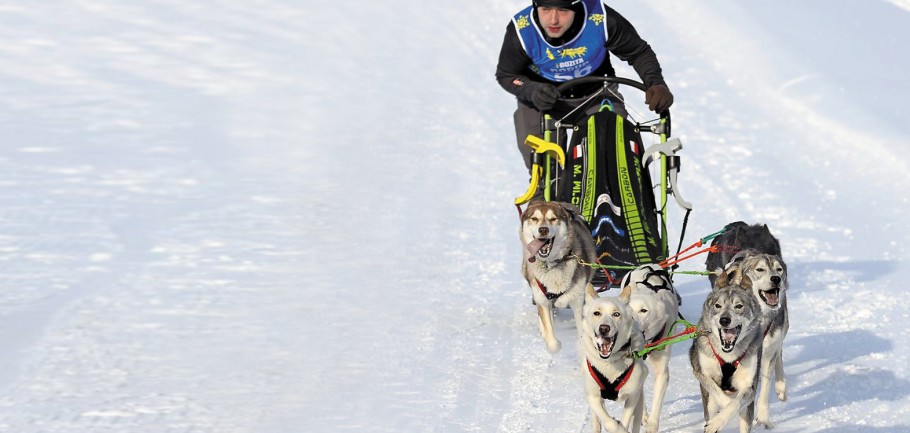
(764, 290), (780, 306)
(526, 239), (545, 263)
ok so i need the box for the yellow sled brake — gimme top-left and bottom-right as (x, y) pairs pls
(514, 135), (565, 205)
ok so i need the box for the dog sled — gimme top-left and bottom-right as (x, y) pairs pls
(515, 76), (693, 288)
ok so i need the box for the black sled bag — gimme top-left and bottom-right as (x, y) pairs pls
(556, 109), (664, 285)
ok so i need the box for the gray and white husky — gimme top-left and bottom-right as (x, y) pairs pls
(690, 281), (763, 433)
(716, 252), (789, 428)
(619, 264), (679, 433)
(520, 201), (598, 353)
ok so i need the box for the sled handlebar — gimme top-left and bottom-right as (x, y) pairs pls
(554, 76), (671, 127)
(555, 76), (647, 93)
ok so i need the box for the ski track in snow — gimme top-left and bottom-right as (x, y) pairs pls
(0, 1), (908, 432)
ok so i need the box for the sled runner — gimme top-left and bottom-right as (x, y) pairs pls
(515, 76), (693, 287)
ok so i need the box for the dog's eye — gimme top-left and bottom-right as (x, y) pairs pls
(548, 218), (557, 224)
(639, 308), (648, 314)
(593, 311), (601, 316)
(756, 267), (765, 273)
(734, 304), (744, 310)
(530, 217), (539, 223)
(714, 303), (722, 309)
(612, 312), (621, 318)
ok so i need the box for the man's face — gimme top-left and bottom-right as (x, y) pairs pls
(537, 6), (575, 39)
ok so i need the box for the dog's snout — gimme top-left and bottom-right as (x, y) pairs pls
(598, 324), (611, 335)
(771, 276), (781, 285)
(538, 227), (549, 237)
(719, 316), (731, 327)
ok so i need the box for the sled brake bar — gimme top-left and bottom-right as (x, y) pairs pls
(515, 163), (543, 205)
(642, 138), (693, 211)
(524, 135), (565, 167)
(514, 135), (566, 205)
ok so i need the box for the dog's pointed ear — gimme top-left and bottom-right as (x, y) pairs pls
(712, 268), (726, 289)
(585, 283), (599, 301)
(740, 273), (753, 290)
(713, 267), (735, 289)
(558, 201), (581, 215)
(558, 202), (586, 225)
(618, 283), (633, 302)
(522, 201), (543, 218)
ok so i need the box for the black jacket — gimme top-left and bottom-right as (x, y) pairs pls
(496, 4), (667, 106)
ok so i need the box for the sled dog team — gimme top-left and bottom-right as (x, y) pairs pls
(520, 202), (789, 433)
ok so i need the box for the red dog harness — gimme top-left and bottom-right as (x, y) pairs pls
(709, 341), (747, 392)
(586, 359), (635, 401)
(535, 279), (564, 301)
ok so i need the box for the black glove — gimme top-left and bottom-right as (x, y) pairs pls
(645, 84), (674, 113)
(519, 81), (559, 112)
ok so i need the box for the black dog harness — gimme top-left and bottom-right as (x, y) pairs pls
(586, 358), (636, 401)
(623, 266), (681, 305)
(637, 268), (674, 293)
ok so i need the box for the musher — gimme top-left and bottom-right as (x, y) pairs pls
(496, 0), (674, 170)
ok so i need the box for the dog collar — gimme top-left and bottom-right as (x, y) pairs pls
(586, 359), (635, 401)
(551, 249), (576, 265)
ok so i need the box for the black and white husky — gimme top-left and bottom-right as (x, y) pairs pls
(690, 281), (763, 433)
(520, 201), (597, 353)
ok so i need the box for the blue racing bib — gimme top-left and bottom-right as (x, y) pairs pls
(512, 0), (609, 82)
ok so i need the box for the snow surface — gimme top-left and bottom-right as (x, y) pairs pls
(0, 1), (908, 432)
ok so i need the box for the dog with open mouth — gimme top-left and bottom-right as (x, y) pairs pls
(618, 264), (680, 433)
(520, 201), (598, 353)
(690, 280), (762, 433)
(715, 251), (789, 428)
(579, 296), (647, 433)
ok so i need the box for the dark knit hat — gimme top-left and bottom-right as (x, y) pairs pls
(533, 0), (582, 8)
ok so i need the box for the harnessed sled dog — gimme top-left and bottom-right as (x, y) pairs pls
(707, 221), (789, 428)
(715, 251), (789, 429)
(520, 201), (598, 353)
(690, 280), (763, 433)
(579, 295), (647, 433)
(618, 264), (680, 433)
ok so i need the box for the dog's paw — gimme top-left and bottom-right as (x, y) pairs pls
(704, 417), (725, 433)
(546, 339), (561, 353)
(643, 411), (659, 432)
(756, 406), (774, 429)
(755, 417), (775, 430)
(776, 380), (787, 401)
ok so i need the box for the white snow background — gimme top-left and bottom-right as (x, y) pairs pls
(0, 0), (908, 432)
